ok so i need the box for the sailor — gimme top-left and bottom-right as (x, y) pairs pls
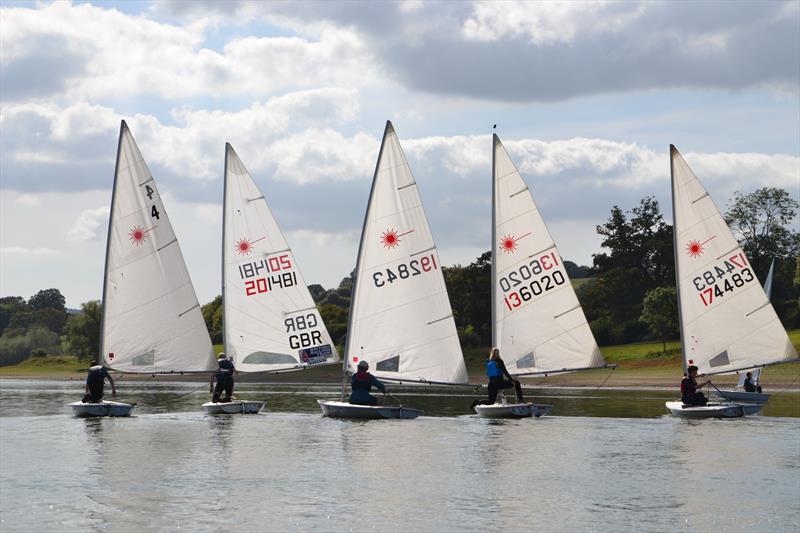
(83, 360), (116, 403)
(485, 348), (524, 404)
(349, 360), (386, 406)
(681, 365), (710, 406)
(209, 352), (237, 403)
(743, 371), (762, 393)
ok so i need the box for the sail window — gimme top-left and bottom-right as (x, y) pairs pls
(515, 352), (536, 369)
(242, 352), (297, 365)
(708, 350), (730, 368)
(131, 351), (155, 367)
(376, 355), (400, 372)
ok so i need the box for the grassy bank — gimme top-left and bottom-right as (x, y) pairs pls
(3, 331), (799, 389)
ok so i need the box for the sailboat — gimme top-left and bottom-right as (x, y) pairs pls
(666, 145), (797, 418)
(70, 120), (217, 417)
(475, 134), (614, 419)
(204, 144), (341, 414)
(318, 121), (469, 419)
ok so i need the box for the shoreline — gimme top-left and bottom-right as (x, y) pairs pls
(2, 370), (798, 391)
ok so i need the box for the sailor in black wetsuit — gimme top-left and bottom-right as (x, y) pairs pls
(681, 365), (710, 406)
(209, 353), (236, 403)
(83, 360), (116, 403)
(743, 372), (762, 393)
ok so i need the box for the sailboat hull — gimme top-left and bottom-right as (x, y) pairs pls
(665, 401), (762, 419)
(474, 402), (554, 419)
(318, 400), (421, 419)
(711, 390), (770, 404)
(202, 401), (265, 415)
(69, 401), (135, 417)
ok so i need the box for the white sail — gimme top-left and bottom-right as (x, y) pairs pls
(670, 145), (797, 375)
(345, 122), (468, 383)
(492, 135), (605, 376)
(223, 144), (339, 372)
(100, 121), (216, 373)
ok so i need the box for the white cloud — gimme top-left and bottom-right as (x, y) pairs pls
(0, 246), (60, 256)
(462, 1), (644, 45)
(67, 206), (110, 243)
(14, 194), (42, 207)
(0, 2), (379, 102)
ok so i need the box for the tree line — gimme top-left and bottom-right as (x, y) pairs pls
(1, 187), (797, 365)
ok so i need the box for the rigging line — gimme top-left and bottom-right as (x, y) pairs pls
(745, 302), (771, 317)
(595, 367), (616, 390)
(104, 281), (197, 321)
(509, 186), (529, 198)
(691, 192), (710, 204)
(397, 182), (416, 191)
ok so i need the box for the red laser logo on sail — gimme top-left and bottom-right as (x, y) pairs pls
(499, 232), (531, 253)
(128, 225), (155, 246)
(686, 235), (716, 258)
(235, 236), (267, 255)
(380, 228), (415, 249)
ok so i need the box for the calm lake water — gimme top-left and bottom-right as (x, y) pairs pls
(1, 379), (799, 532)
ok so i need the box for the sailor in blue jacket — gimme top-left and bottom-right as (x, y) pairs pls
(486, 348), (525, 404)
(350, 360), (386, 406)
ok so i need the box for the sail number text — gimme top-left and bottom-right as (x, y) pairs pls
(372, 254), (438, 288)
(692, 253), (755, 307)
(238, 254), (298, 296)
(500, 252), (566, 311)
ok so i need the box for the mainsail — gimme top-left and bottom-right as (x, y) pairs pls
(344, 122), (468, 383)
(100, 121), (216, 373)
(492, 134), (606, 376)
(223, 144), (339, 372)
(670, 145), (797, 375)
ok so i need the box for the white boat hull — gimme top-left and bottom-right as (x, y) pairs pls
(318, 400), (421, 419)
(711, 390), (770, 404)
(474, 402), (554, 419)
(202, 400), (265, 415)
(665, 401), (762, 419)
(69, 400), (135, 417)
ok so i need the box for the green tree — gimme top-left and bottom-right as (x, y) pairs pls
(640, 287), (679, 353)
(582, 198), (674, 343)
(63, 300), (102, 360)
(443, 252), (492, 346)
(0, 296), (28, 337)
(31, 307), (68, 335)
(28, 288), (66, 313)
(725, 187), (799, 275)
(201, 295), (223, 344)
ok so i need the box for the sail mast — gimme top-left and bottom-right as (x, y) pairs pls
(670, 145), (688, 374)
(99, 120), (126, 367)
(491, 134), (498, 349)
(221, 143), (230, 357)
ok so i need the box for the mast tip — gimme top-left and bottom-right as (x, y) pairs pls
(385, 120), (394, 133)
(670, 144), (679, 156)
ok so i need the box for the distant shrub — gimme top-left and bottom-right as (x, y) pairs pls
(0, 325), (61, 366)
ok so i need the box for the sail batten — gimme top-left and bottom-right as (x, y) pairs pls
(492, 135), (606, 376)
(670, 145), (797, 375)
(345, 122), (468, 383)
(101, 121), (216, 373)
(222, 144), (339, 372)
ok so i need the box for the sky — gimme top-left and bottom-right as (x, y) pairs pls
(1, 0), (798, 308)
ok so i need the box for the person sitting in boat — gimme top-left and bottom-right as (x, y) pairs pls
(743, 372), (763, 393)
(83, 360), (116, 403)
(349, 360), (386, 406)
(486, 348), (525, 404)
(681, 365), (710, 406)
(209, 352), (237, 403)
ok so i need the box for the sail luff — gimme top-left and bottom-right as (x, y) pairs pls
(99, 120), (126, 367)
(670, 145), (689, 373)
